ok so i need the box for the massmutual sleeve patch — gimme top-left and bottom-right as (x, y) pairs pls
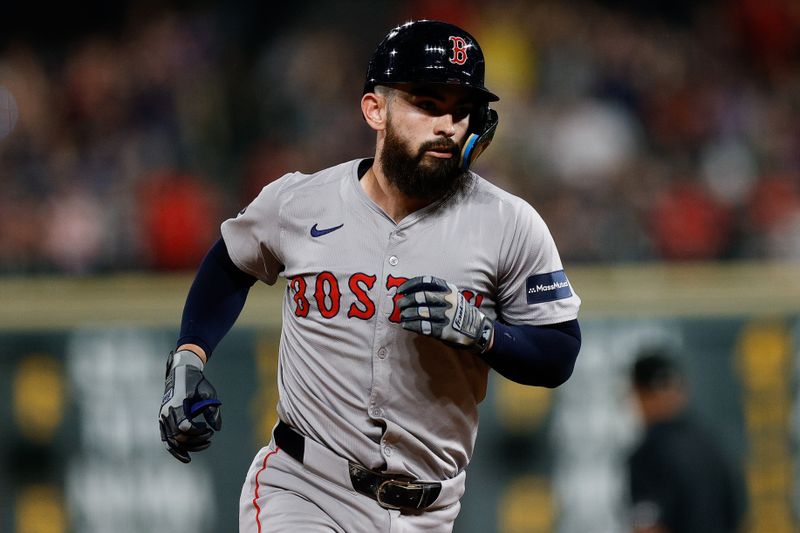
(526, 270), (573, 304)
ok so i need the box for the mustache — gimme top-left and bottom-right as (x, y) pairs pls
(418, 138), (459, 156)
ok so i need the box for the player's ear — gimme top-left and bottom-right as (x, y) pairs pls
(361, 92), (387, 131)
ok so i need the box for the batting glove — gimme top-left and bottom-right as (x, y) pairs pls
(159, 349), (222, 463)
(397, 276), (494, 353)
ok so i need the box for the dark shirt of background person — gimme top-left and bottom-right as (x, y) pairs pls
(627, 350), (747, 533)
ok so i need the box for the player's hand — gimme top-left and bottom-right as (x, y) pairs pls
(397, 276), (494, 353)
(159, 349), (222, 463)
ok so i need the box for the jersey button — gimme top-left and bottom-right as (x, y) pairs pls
(388, 256), (399, 266)
(371, 407), (384, 417)
(377, 347), (387, 359)
(383, 445), (393, 456)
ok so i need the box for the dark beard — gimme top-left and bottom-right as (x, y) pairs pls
(380, 123), (469, 202)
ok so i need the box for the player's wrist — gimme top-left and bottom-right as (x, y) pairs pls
(472, 315), (494, 354)
(175, 343), (208, 364)
(169, 349), (205, 371)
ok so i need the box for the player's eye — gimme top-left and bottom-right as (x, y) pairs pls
(454, 106), (473, 121)
(415, 100), (437, 113)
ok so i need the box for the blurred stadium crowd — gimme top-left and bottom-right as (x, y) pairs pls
(0, 0), (798, 274)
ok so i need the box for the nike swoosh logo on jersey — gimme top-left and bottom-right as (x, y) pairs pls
(310, 223), (344, 237)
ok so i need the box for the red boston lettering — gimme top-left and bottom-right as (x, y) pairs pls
(348, 273), (377, 320)
(289, 276), (310, 317)
(288, 272), (484, 322)
(385, 275), (409, 323)
(315, 271), (341, 319)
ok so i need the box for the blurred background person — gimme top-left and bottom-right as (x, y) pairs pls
(627, 350), (747, 533)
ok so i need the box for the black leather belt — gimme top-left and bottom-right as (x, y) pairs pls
(274, 420), (442, 511)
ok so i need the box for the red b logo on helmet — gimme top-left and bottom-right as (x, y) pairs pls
(449, 36), (468, 65)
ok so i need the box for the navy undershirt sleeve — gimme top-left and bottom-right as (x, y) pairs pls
(176, 238), (257, 357)
(480, 319), (581, 387)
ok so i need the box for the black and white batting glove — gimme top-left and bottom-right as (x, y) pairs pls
(159, 349), (222, 463)
(397, 276), (494, 353)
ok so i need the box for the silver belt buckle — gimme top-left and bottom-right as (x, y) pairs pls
(376, 479), (420, 510)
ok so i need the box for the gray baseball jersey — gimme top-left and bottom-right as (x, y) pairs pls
(222, 157), (580, 482)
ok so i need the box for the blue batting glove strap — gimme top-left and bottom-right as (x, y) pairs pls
(397, 275), (494, 353)
(159, 350), (222, 463)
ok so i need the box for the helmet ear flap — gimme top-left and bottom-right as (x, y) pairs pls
(460, 105), (498, 171)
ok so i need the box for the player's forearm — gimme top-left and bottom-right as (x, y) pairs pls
(481, 319), (581, 387)
(176, 238), (258, 359)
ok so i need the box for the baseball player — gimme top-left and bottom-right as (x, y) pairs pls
(159, 20), (581, 533)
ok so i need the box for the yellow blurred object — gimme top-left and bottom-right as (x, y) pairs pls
(738, 321), (792, 390)
(737, 320), (796, 533)
(12, 354), (65, 443)
(495, 378), (551, 431)
(15, 484), (66, 533)
(499, 474), (555, 533)
(477, 16), (535, 99)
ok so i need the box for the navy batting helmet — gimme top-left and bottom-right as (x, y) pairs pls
(364, 20), (499, 102)
(364, 20), (500, 171)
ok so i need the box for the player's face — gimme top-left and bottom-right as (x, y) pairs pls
(379, 85), (476, 201)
